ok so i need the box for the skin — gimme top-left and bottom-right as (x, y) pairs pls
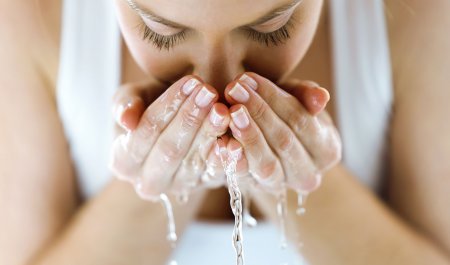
(111, 0), (334, 199)
(1, 0), (450, 265)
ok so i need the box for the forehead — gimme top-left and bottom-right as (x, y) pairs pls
(137, 0), (293, 30)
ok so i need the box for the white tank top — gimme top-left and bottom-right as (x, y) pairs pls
(56, 1), (393, 264)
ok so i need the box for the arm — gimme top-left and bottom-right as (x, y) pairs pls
(252, 1), (450, 264)
(0, 2), (204, 265)
(252, 165), (450, 264)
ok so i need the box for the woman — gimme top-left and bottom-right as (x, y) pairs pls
(1, 0), (450, 264)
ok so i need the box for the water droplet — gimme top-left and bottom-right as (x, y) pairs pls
(296, 192), (308, 216)
(277, 190), (288, 250)
(176, 191), (189, 205)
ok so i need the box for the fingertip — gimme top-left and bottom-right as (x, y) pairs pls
(119, 98), (144, 131)
(224, 81), (240, 105)
(209, 103), (230, 128)
(309, 87), (330, 113)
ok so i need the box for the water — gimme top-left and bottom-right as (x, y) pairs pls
(176, 191), (189, 205)
(276, 190), (288, 250)
(296, 192), (308, 216)
(217, 138), (245, 265)
(243, 191), (258, 228)
(159, 193), (178, 247)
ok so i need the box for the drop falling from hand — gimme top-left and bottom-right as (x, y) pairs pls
(159, 193), (177, 247)
(296, 192), (308, 216)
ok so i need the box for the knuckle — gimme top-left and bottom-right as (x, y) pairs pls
(257, 160), (278, 180)
(287, 111), (309, 135)
(250, 101), (269, 123)
(139, 113), (160, 138)
(159, 139), (185, 163)
(180, 108), (203, 129)
(277, 129), (296, 153)
(240, 130), (260, 147)
(182, 152), (206, 176)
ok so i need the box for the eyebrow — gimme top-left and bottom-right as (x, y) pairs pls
(125, 0), (303, 29)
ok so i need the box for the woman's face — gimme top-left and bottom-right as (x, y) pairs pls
(114, 0), (323, 90)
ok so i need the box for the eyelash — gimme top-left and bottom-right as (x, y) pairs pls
(137, 17), (295, 51)
(245, 18), (295, 47)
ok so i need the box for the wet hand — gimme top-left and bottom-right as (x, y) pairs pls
(222, 73), (342, 195)
(109, 76), (231, 201)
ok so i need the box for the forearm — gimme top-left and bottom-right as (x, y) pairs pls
(31, 179), (206, 265)
(252, 164), (450, 265)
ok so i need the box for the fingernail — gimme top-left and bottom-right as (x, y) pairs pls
(229, 83), (249, 103)
(195, 86), (215, 108)
(182, 78), (201, 95)
(231, 107), (249, 129)
(239, 74), (258, 90)
(210, 107), (225, 126)
(215, 138), (228, 159)
(316, 87), (330, 103)
(115, 100), (133, 130)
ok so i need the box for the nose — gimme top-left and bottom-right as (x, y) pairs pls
(191, 37), (246, 97)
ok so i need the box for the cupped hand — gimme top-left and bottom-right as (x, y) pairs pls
(109, 76), (232, 201)
(222, 73), (342, 195)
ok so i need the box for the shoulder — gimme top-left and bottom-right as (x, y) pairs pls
(384, 0), (450, 252)
(0, 0), (61, 88)
(385, 0), (450, 100)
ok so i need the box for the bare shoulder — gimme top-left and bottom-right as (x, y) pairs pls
(0, 0), (62, 89)
(0, 1), (77, 264)
(385, 0), (450, 100)
(384, 0), (450, 254)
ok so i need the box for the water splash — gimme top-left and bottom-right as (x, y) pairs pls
(218, 139), (245, 265)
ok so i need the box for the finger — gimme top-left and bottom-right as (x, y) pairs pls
(123, 76), (202, 166)
(224, 80), (322, 193)
(229, 89), (319, 191)
(230, 72), (341, 172)
(171, 103), (230, 192)
(112, 81), (150, 132)
(280, 79), (330, 116)
(138, 84), (218, 197)
(227, 104), (285, 194)
(109, 76), (202, 187)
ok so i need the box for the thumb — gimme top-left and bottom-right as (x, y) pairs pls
(112, 80), (153, 132)
(279, 80), (330, 116)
